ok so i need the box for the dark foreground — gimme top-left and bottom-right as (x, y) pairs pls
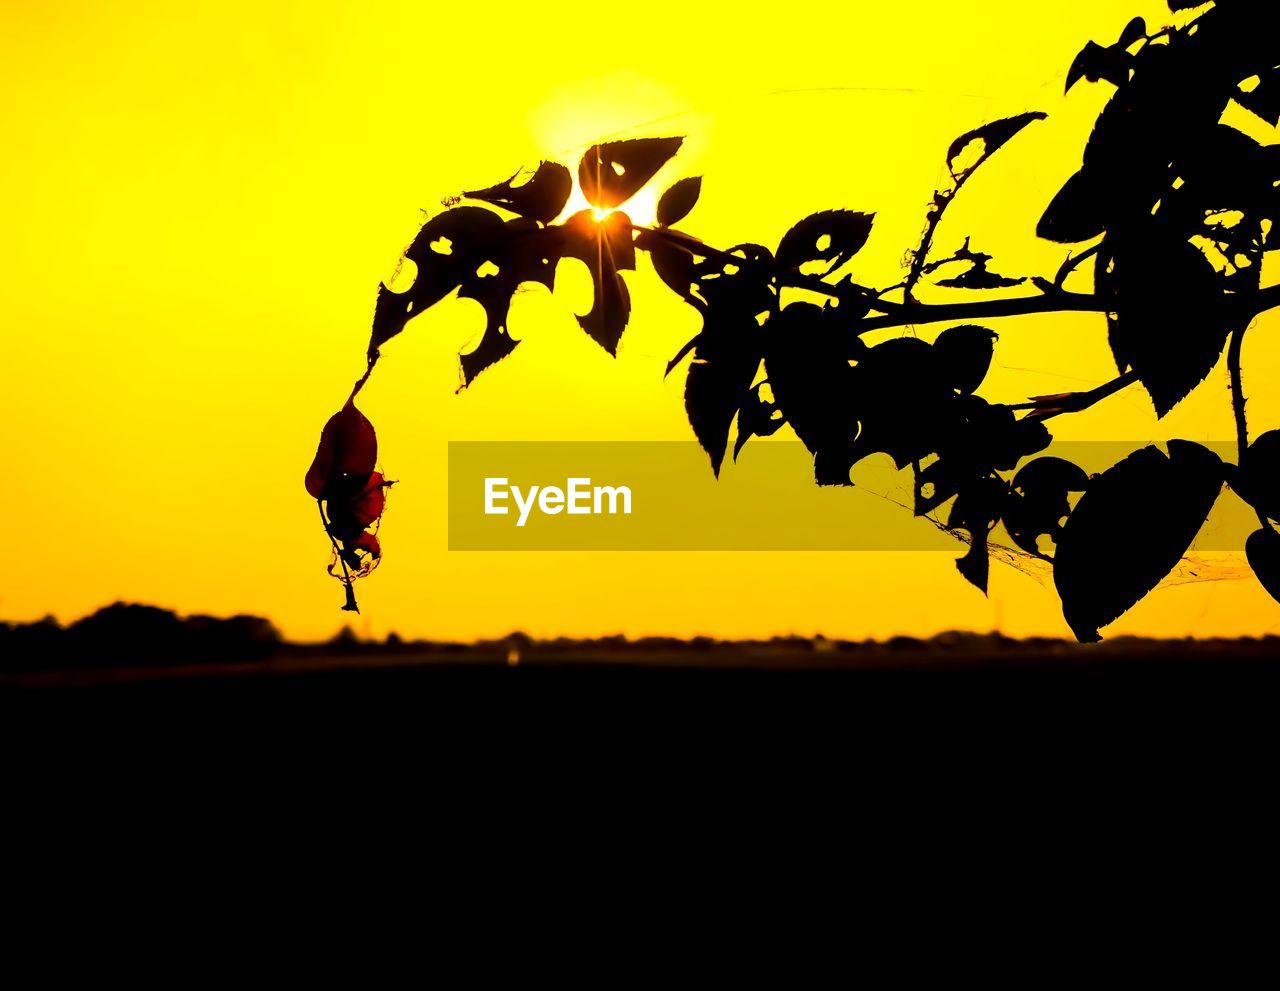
(5, 606), (1280, 769)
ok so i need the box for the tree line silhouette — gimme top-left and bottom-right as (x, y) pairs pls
(306, 0), (1280, 641)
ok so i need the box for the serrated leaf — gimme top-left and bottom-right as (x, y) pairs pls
(579, 137), (683, 210)
(1054, 441), (1224, 642)
(656, 177), (702, 227)
(764, 302), (860, 485)
(945, 112), (1047, 181)
(685, 346), (761, 476)
(558, 210), (637, 354)
(932, 325), (996, 394)
(464, 161), (572, 223)
(453, 218), (557, 386)
(371, 206), (506, 350)
(776, 210), (873, 277)
(1097, 219), (1237, 416)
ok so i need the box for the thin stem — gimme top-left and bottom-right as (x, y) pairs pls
(1228, 325), (1249, 463)
(348, 351), (379, 404)
(1009, 370), (1139, 421)
(634, 222), (1280, 339)
(1227, 324), (1271, 532)
(904, 186), (959, 304)
(318, 498), (360, 612)
(856, 290), (1112, 332)
(1054, 243), (1100, 289)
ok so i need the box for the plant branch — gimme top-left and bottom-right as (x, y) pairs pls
(1009, 370), (1139, 421)
(635, 224), (906, 315)
(1227, 323), (1272, 532)
(318, 498), (359, 612)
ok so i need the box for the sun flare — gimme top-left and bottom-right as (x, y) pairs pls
(558, 180), (662, 228)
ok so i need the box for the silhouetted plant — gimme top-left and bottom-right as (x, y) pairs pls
(307, 0), (1280, 641)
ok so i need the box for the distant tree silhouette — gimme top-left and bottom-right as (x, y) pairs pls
(0, 604), (281, 668)
(307, 1), (1280, 641)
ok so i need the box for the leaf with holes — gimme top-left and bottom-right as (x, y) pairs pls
(454, 218), (558, 385)
(945, 112), (1047, 181)
(776, 210), (874, 276)
(579, 137), (683, 210)
(1002, 457), (1090, 558)
(371, 207), (508, 351)
(734, 383), (786, 461)
(1054, 441), (1223, 642)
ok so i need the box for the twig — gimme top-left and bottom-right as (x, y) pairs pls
(318, 498), (359, 612)
(1227, 323), (1272, 532)
(1010, 370), (1139, 421)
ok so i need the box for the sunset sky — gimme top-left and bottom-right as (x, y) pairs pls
(4, 0), (1279, 642)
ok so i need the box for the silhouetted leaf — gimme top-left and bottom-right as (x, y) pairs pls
(635, 229), (701, 309)
(1238, 430), (1280, 521)
(1119, 17), (1147, 49)
(948, 475), (1010, 593)
(1097, 218), (1238, 416)
(693, 243), (775, 304)
(579, 137), (683, 210)
(1037, 169), (1109, 244)
(1066, 42), (1129, 94)
(776, 210), (874, 276)
(680, 252), (772, 473)
(657, 177), (702, 227)
(369, 208), (560, 387)
(455, 217), (558, 385)
(1002, 457), (1090, 558)
(305, 402), (377, 500)
(946, 112), (1047, 181)
(914, 398), (1051, 515)
(685, 343), (762, 477)
(935, 263), (1025, 290)
(734, 382), (786, 460)
(371, 207), (507, 350)
(558, 210), (636, 354)
(1040, 15), (1251, 244)
(1054, 441), (1224, 642)
(464, 161), (572, 224)
(764, 302), (861, 485)
(1246, 527), (1280, 604)
(933, 325), (996, 395)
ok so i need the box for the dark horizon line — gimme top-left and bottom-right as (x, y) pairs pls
(4, 600), (1278, 652)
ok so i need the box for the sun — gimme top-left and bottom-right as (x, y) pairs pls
(557, 182), (662, 228)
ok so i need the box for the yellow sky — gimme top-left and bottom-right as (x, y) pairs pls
(3, 0), (1279, 641)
